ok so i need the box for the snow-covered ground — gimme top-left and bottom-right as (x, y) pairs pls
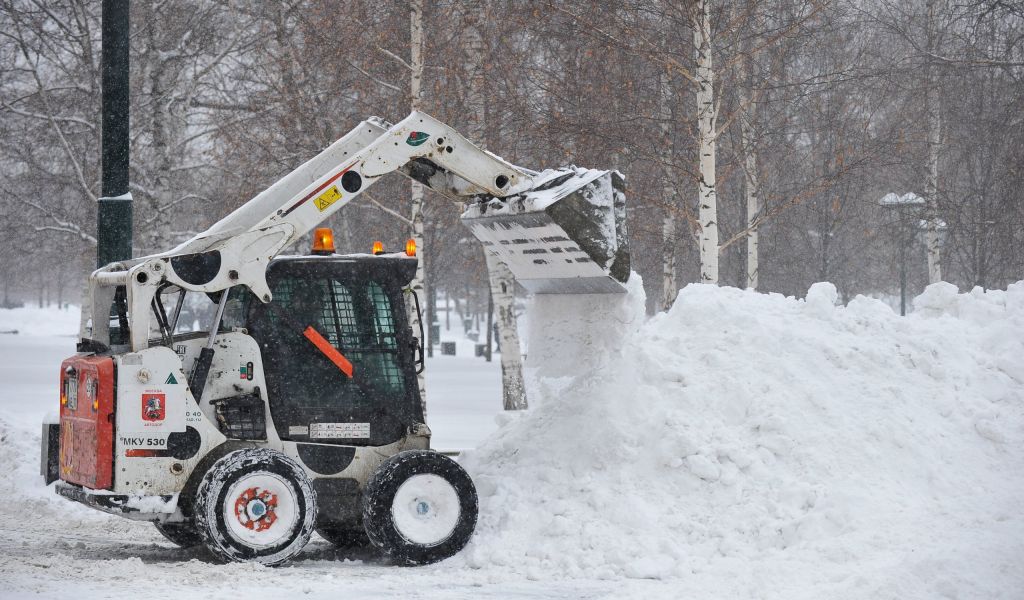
(1, 280), (1022, 599)
(0, 308), (574, 599)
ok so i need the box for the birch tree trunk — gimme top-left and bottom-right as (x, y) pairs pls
(693, 0), (719, 284)
(738, 65), (761, 290)
(138, 2), (183, 254)
(408, 0), (428, 413)
(659, 71), (678, 310)
(924, 110), (942, 284)
(464, 3), (526, 410)
(923, 0), (943, 284)
(485, 253), (527, 410)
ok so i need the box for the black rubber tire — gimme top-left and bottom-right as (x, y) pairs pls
(362, 450), (477, 566)
(316, 525), (370, 549)
(192, 448), (317, 566)
(154, 520), (204, 548)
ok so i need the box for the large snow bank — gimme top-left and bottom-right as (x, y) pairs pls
(0, 306), (79, 337)
(459, 278), (1024, 598)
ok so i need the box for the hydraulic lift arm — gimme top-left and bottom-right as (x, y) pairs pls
(86, 111), (628, 351)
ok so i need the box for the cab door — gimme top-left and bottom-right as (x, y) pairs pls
(247, 261), (418, 447)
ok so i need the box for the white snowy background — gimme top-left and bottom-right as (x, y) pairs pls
(1, 279), (1022, 599)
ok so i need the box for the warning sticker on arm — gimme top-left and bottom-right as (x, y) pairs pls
(313, 185), (342, 212)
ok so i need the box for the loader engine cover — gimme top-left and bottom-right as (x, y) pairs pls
(58, 355), (115, 490)
(461, 167), (629, 294)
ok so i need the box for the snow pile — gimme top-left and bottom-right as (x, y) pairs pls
(459, 278), (1024, 598)
(0, 305), (79, 337)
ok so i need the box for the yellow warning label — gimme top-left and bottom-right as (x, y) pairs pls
(313, 185), (342, 212)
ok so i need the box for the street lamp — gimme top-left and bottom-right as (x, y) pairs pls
(879, 193), (925, 315)
(98, 0), (132, 268)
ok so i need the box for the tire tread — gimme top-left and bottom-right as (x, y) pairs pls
(362, 450), (477, 566)
(192, 447), (317, 566)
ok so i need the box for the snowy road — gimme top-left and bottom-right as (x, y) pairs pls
(0, 329), (668, 599)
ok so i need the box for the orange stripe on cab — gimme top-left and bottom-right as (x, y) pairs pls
(303, 326), (354, 378)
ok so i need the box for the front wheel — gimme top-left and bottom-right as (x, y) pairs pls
(362, 450), (478, 565)
(192, 448), (317, 566)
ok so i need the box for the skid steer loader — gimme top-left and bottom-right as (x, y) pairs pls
(40, 112), (628, 566)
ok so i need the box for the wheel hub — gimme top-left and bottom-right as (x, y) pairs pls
(234, 487), (278, 531)
(391, 474), (461, 546)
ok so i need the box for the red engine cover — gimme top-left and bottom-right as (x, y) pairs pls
(58, 355), (115, 490)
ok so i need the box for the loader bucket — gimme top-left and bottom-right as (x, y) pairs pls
(461, 168), (629, 294)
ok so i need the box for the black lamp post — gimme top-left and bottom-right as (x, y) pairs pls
(96, 0), (132, 268)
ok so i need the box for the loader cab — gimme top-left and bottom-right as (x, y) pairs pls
(243, 254), (423, 447)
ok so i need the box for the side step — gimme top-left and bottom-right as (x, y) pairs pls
(461, 168), (629, 294)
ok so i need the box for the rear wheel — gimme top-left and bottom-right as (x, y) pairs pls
(192, 448), (317, 565)
(154, 520), (203, 548)
(362, 450), (477, 565)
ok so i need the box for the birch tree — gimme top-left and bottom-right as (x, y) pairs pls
(738, 93), (761, 289)
(132, 0), (241, 252)
(923, 0), (943, 284)
(463, 2), (526, 411)
(408, 0), (428, 411)
(692, 0), (719, 284)
(737, 35), (763, 289)
(659, 71), (680, 308)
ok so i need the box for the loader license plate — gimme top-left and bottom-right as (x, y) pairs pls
(309, 422), (370, 439)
